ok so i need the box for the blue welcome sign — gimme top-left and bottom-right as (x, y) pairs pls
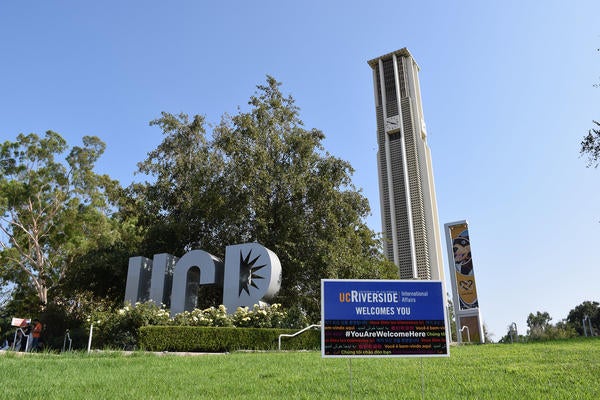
(321, 280), (449, 357)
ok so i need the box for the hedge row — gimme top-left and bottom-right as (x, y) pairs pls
(139, 326), (321, 352)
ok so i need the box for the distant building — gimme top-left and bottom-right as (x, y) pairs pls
(368, 48), (444, 281)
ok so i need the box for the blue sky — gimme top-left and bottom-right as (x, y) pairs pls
(1, 1), (598, 340)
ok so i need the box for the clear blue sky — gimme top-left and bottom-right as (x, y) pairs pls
(1, 1), (598, 340)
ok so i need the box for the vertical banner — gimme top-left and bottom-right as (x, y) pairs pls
(444, 220), (484, 343)
(447, 222), (478, 310)
(321, 280), (449, 358)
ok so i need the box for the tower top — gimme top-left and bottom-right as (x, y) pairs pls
(367, 48), (419, 70)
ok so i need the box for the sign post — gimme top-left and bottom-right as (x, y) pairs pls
(321, 279), (449, 358)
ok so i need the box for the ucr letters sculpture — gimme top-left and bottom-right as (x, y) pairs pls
(124, 243), (282, 317)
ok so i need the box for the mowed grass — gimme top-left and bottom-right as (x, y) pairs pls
(1, 338), (599, 399)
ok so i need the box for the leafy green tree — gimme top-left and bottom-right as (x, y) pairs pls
(525, 311), (576, 341)
(132, 76), (396, 319)
(133, 112), (226, 256)
(580, 47), (599, 165)
(0, 132), (120, 308)
(527, 311), (552, 339)
(580, 121), (600, 167)
(56, 187), (143, 304)
(566, 300), (600, 336)
(446, 295), (457, 342)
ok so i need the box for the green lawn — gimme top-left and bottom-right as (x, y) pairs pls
(1, 338), (599, 399)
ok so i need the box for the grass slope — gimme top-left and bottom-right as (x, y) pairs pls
(1, 338), (598, 399)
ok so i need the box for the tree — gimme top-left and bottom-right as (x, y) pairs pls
(580, 121), (600, 167)
(580, 46), (599, 165)
(525, 311), (577, 341)
(133, 112), (227, 256)
(527, 311), (552, 339)
(446, 295), (457, 342)
(566, 300), (600, 336)
(132, 76), (396, 319)
(0, 132), (119, 308)
(55, 183), (143, 304)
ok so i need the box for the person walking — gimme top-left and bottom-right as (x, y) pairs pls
(31, 319), (43, 351)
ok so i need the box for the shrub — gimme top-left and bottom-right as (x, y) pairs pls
(86, 302), (314, 350)
(232, 304), (284, 328)
(139, 325), (320, 352)
(171, 305), (233, 327)
(88, 301), (170, 349)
